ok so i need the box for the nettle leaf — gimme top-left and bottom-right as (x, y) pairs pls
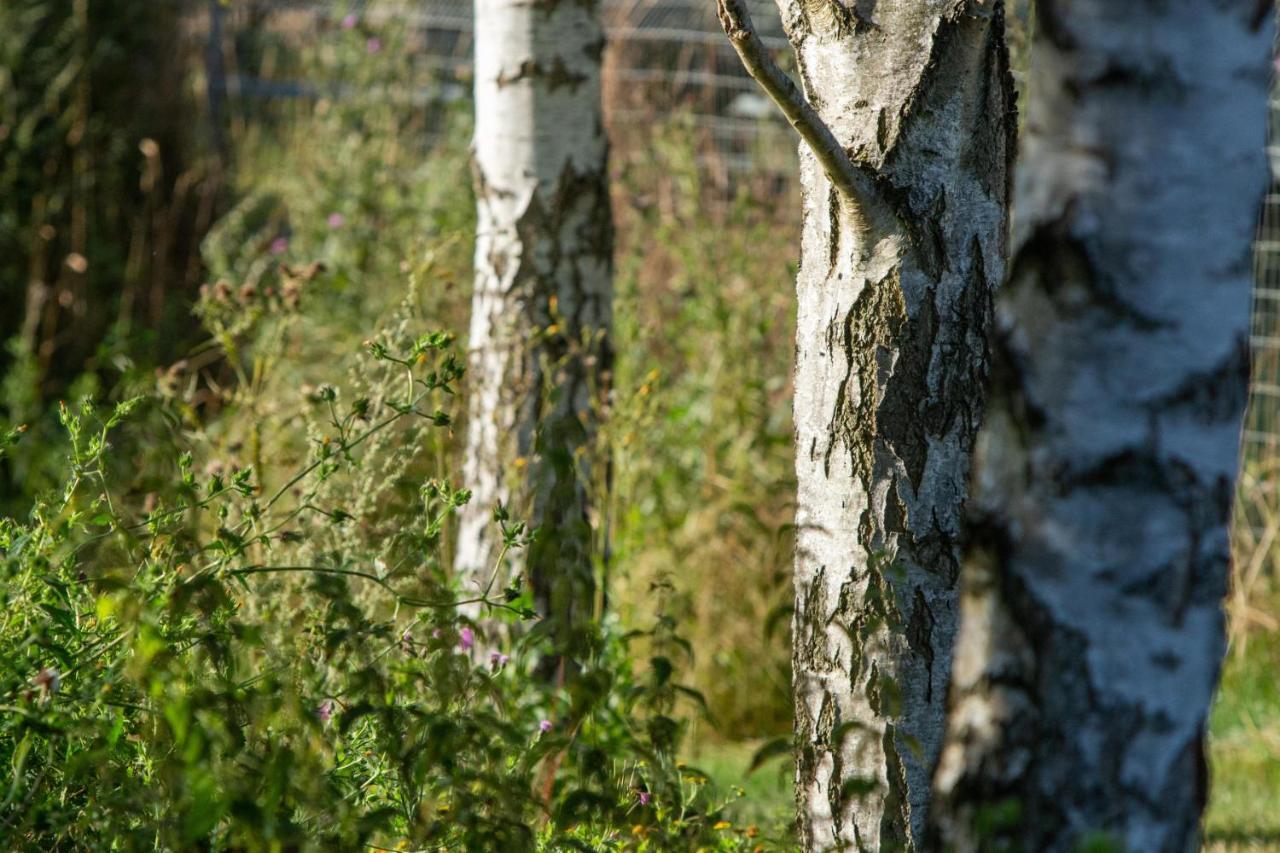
(747, 737), (792, 775)
(555, 789), (614, 824)
(649, 655), (674, 686)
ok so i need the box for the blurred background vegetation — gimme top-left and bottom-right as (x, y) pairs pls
(1, 0), (1277, 846)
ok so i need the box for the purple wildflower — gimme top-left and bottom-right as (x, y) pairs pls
(458, 625), (475, 652)
(539, 719), (553, 734)
(637, 790), (651, 806)
(316, 698), (336, 724)
(269, 237), (289, 255)
(341, 12), (358, 29)
(327, 212), (345, 229)
(489, 651), (509, 669)
(366, 37), (382, 54)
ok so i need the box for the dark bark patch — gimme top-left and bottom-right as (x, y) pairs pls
(1034, 0), (1078, 50)
(824, 268), (908, 493)
(1147, 336), (1250, 424)
(905, 586), (935, 702)
(1011, 214), (1169, 332)
(496, 58), (590, 91)
(964, 2), (1018, 208)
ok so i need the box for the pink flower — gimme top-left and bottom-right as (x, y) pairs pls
(489, 650), (509, 669)
(327, 212), (345, 229)
(341, 12), (358, 29)
(269, 237), (289, 255)
(366, 37), (382, 54)
(636, 790), (651, 806)
(538, 719), (552, 734)
(316, 698), (336, 724)
(458, 625), (475, 652)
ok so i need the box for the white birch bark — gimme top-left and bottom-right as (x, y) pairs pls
(458, 0), (612, 651)
(720, 1), (1015, 846)
(929, 3), (1273, 850)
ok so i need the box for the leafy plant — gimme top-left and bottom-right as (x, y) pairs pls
(0, 299), (786, 848)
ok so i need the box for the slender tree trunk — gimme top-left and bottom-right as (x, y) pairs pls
(721, 1), (1014, 846)
(929, 3), (1272, 850)
(458, 0), (612, 651)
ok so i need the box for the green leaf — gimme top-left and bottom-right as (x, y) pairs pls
(747, 737), (792, 774)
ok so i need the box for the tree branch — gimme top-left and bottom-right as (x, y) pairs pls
(716, 0), (870, 202)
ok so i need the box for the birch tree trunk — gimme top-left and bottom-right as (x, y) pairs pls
(929, 3), (1272, 850)
(458, 0), (612, 652)
(722, 1), (1015, 846)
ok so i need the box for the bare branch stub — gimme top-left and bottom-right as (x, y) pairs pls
(715, 0), (871, 203)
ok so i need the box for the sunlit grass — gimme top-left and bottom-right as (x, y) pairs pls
(1207, 597), (1280, 849)
(687, 738), (795, 841)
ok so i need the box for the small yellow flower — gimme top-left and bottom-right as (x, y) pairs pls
(713, 821), (732, 831)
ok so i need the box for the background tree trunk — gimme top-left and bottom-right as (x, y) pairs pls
(776, 1), (1014, 847)
(458, 0), (612, 651)
(929, 3), (1272, 850)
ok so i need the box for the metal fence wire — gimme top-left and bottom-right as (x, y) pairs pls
(208, 0), (1280, 466)
(211, 0), (791, 159)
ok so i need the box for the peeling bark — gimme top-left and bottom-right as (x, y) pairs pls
(458, 0), (612, 652)
(929, 3), (1272, 850)
(769, 2), (1016, 848)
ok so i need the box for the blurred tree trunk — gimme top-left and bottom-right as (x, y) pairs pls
(458, 0), (613, 654)
(720, 0), (1014, 846)
(929, 3), (1272, 850)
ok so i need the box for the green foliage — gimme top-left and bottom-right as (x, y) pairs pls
(0, 0), (216, 513)
(608, 116), (798, 739)
(1205, 619), (1280, 847)
(0, 315), (785, 849)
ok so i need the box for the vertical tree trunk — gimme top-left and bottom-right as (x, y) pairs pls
(929, 3), (1272, 850)
(741, 2), (1015, 847)
(458, 0), (612, 650)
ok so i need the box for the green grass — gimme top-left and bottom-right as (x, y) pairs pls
(1207, 621), (1280, 849)
(687, 738), (794, 837)
(683, 622), (1280, 851)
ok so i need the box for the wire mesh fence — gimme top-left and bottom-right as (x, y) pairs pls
(1247, 145), (1280, 461)
(201, 0), (1280, 471)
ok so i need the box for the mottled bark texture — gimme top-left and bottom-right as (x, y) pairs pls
(458, 0), (612, 652)
(929, 3), (1272, 851)
(734, 1), (1015, 847)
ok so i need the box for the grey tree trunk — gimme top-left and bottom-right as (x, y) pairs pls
(929, 3), (1272, 851)
(458, 0), (612, 652)
(721, 1), (1015, 847)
